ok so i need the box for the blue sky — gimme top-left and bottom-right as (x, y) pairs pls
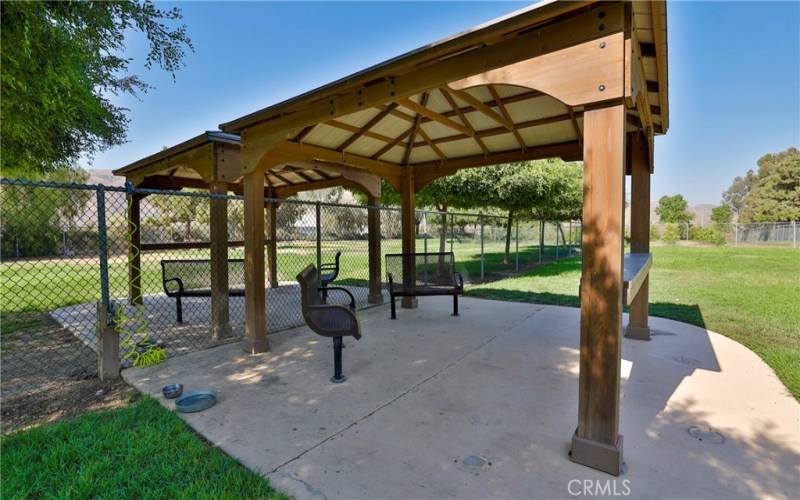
(84, 1), (800, 205)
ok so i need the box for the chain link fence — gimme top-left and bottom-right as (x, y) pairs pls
(0, 179), (579, 403)
(647, 222), (798, 247)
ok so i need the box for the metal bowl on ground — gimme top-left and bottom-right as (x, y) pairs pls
(162, 383), (183, 399)
(175, 390), (218, 413)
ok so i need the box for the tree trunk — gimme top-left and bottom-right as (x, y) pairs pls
(503, 209), (514, 264)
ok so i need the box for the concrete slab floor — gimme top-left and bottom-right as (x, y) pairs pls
(123, 297), (799, 500)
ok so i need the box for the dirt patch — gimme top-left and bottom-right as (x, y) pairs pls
(1, 312), (136, 433)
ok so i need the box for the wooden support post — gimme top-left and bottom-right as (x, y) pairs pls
(367, 194), (383, 304)
(96, 302), (120, 380)
(242, 168), (269, 354)
(626, 133), (651, 341)
(209, 181), (231, 341)
(127, 193), (143, 305)
(400, 168), (417, 309)
(570, 104), (626, 476)
(266, 198), (279, 289)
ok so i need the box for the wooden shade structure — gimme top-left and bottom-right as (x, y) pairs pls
(216, 0), (668, 475)
(112, 131), (384, 339)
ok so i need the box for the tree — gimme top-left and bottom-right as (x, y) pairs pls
(0, 168), (91, 258)
(655, 195), (693, 225)
(722, 170), (757, 215)
(1, 1), (192, 176)
(739, 148), (800, 222)
(711, 205), (733, 225)
(148, 193), (206, 241)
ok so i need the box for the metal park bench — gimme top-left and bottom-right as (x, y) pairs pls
(297, 264), (361, 383)
(161, 259), (245, 323)
(385, 252), (464, 320)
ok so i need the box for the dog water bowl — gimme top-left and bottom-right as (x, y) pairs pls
(162, 384), (183, 399)
(175, 390), (218, 413)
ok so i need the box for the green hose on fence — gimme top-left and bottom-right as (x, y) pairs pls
(113, 193), (167, 368)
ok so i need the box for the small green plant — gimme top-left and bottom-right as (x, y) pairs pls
(662, 223), (681, 244)
(113, 192), (167, 368)
(649, 224), (661, 241)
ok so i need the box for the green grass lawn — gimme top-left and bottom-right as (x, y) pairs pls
(466, 245), (800, 400)
(1, 396), (286, 499)
(0, 237), (571, 321)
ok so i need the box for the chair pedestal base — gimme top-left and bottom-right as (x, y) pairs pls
(569, 431), (624, 476)
(330, 375), (347, 384)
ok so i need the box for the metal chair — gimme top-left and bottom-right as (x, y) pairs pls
(297, 264), (361, 383)
(319, 251), (342, 303)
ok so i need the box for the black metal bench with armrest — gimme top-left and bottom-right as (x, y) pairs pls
(161, 259), (245, 323)
(297, 264), (361, 383)
(385, 252), (464, 320)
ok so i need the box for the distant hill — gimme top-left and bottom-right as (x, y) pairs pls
(86, 168), (125, 187)
(625, 202), (720, 225)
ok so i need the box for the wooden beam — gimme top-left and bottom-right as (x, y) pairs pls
(273, 141), (402, 183)
(294, 125), (316, 142)
(411, 111), (580, 149)
(227, 2), (611, 140)
(397, 96), (473, 137)
(651, 1), (669, 131)
(371, 127), (413, 160)
(367, 193), (383, 305)
(403, 93), (429, 165)
(242, 167), (269, 354)
(416, 127), (446, 161)
(400, 168), (418, 309)
(447, 86), (515, 132)
(439, 86), (489, 154)
(487, 85), (526, 150)
(209, 181), (231, 341)
(327, 119), (395, 145)
(570, 104), (625, 476)
(336, 104), (398, 152)
(625, 131), (651, 340)
(568, 106), (583, 149)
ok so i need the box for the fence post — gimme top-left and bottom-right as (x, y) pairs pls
(555, 222), (560, 260)
(450, 213), (455, 253)
(423, 212), (428, 254)
(96, 185), (110, 311)
(63, 230), (68, 257)
(734, 223), (738, 247)
(539, 220), (544, 262)
(480, 215), (485, 280)
(793, 221), (797, 249)
(515, 218), (520, 272)
(96, 301), (119, 380)
(315, 201), (322, 270)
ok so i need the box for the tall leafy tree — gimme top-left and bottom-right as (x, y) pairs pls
(1, 1), (193, 176)
(739, 148), (800, 222)
(722, 170), (757, 215)
(655, 194), (694, 224)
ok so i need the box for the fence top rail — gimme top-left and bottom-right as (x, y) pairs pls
(2, 177), (579, 223)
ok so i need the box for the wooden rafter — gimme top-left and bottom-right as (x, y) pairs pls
(271, 171), (298, 185)
(293, 125), (315, 142)
(335, 103), (398, 152)
(410, 111), (580, 149)
(416, 127), (446, 161)
(448, 86), (514, 132)
(402, 93), (429, 165)
(371, 127), (413, 160)
(568, 106), (582, 149)
(487, 85), (526, 150)
(439, 87), (488, 154)
(327, 119), (395, 145)
(397, 96), (472, 137)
